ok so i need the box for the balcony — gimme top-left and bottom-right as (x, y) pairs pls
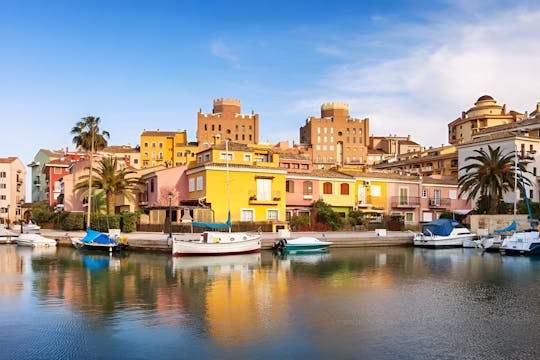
(519, 151), (535, 163)
(248, 191), (281, 205)
(391, 196), (420, 208)
(428, 198), (451, 208)
(421, 166), (433, 173)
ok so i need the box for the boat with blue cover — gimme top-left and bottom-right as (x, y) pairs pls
(72, 228), (128, 253)
(413, 218), (475, 248)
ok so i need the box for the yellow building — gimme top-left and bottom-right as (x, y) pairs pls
(338, 169), (388, 216)
(140, 130), (198, 168)
(448, 95), (523, 145)
(186, 141), (286, 225)
(314, 169), (356, 216)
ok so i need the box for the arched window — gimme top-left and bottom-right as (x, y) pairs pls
(340, 183), (349, 195)
(323, 182), (333, 194)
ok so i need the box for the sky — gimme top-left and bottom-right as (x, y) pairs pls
(2, 0), (540, 193)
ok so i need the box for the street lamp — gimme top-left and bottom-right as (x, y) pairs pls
(7, 204), (10, 227)
(167, 192), (173, 246)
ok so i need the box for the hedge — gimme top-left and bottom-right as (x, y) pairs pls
(121, 212), (139, 233)
(60, 212), (85, 230)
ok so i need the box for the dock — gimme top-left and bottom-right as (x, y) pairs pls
(42, 229), (414, 253)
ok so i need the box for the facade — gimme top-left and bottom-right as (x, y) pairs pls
(368, 135), (421, 164)
(43, 154), (83, 206)
(0, 157), (26, 225)
(448, 95), (523, 145)
(28, 149), (66, 202)
(141, 165), (188, 208)
(419, 178), (472, 222)
(299, 103), (370, 169)
(140, 130), (197, 168)
(100, 146), (141, 169)
(197, 98), (259, 148)
(184, 141), (286, 224)
(373, 145), (459, 178)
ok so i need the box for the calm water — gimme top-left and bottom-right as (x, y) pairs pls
(1, 245), (540, 359)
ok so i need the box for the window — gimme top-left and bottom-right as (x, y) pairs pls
(54, 167), (62, 174)
(0, 184), (5, 189)
(286, 180), (294, 193)
(220, 152), (233, 160)
(241, 209), (254, 222)
(159, 152), (163, 159)
(449, 190), (457, 200)
(152, 152), (156, 159)
(405, 212), (414, 222)
(257, 178), (271, 201)
(204, 153), (210, 162)
(144, 152), (148, 157)
(421, 189), (428, 198)
(323, 182), (332, 194)
(340, 183), (349, 195)
(152, 142), (156, 147)
(303, 181), (313, 195)
(150, 179), (155, 193)
(244, 154), (252, 162)
(196, 176), (203, 191)
(159, 142), (163, 148)
(188, 178), (195, 192)
(399, 187), (409, 205)
(267, 209), (279, 220)
(144, 142), (148, 147)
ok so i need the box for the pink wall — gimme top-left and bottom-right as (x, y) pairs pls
(144, 165), (188, 207)
(285, 177), (320, 206)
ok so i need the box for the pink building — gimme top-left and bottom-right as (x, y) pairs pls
(43, 154), (83, 206)
(280, 155), (318, 220)
(420, 178), (473, 222)
(141, 165), (188, 208)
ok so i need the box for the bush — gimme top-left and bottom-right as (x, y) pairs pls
(90, 214), (121, 232)
(60, 212), (85, 230)
(121, 212), (139, 233)
(31, 201), (52, 225)
(313, 200), (344, 231)
(289, 215), (311, 231)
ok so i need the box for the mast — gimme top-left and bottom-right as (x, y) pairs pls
(226, 138), (231, 233)
(514, 144), (518, 215)
(86, 125), (95, 229)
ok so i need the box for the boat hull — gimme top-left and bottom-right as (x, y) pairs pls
(16, 234), (57, 247)
(72, 238), (127, 252)
(172, 232), (261, 256)
(274, 236), (333, 253)
(413, 234), (475, 248)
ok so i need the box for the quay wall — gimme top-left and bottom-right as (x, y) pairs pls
(43, 230), (414, 253)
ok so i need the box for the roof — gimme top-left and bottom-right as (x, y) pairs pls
(141, 131), (182, 137)
(338, 169), (422, 181)
(102, 145), (139, 153)
(0, 157), (18, 163)
(477, 95), (494, 102)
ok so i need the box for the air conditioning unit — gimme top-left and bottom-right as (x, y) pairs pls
(364, 181), (371, 186)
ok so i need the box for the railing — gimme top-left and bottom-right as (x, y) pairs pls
(391, 196), (421, 208)
(428, 198), (451, 207)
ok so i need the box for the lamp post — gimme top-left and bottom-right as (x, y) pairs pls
(7, 204), (10, 227)
(167, 192), (173, 246)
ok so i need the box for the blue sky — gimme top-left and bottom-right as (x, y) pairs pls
(2, 0), (540, 190)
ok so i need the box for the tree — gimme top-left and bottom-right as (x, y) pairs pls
(458, 145), (531, 215)
(71, 116), (110, 227)
(71, 116), (110, 151)
(75, 156), (142, 215)
(313, 200), (344, 230)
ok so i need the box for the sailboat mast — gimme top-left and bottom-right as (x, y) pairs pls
(514, 144), (518, 216)
(226, 139), (231, 233)
(86, 125), (94, 229)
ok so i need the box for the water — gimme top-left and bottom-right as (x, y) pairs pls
(1, 245), (540, 359)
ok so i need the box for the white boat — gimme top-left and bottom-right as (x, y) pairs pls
(500, 230), (540, 255)
(16, 233), (57, 247)
(172, 231), (261, 256)
(0, 226), (17, 244)
(413, 218), (476, 247)
(273, 236), (332, 253)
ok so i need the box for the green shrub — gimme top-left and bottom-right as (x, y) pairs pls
(313, 200), (344, 231)
(289, 214), (311, 230)
(121, 212), (139, 233)
(60, 212), (85, 230)
(31, 201), (52, 225)
(90, 214), (121, 232)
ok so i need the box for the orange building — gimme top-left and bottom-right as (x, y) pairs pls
(299, 103), (369, 169)
(448, 95), (523, 145)
(197, 98), (259, 148)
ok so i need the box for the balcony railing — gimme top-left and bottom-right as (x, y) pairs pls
(428, 198), (451, 208)
(391, 196), (421, 208)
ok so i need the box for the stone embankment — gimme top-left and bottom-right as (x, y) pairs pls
(42, 229), (414, 252)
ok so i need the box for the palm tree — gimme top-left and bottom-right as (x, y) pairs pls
(458, 145), (531, 214)
(71, 116), (110, 227)
(75, 156), (142, 215)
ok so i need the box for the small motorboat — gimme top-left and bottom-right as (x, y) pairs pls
(0, 225), (17, 244)
(413, 218), (475, 248)
(16, 233), (57, 247)
(72, 228), (128, 253)
(273, 235), (332, 253)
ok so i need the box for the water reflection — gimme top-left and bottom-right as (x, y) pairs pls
(2, 245), (540, 358)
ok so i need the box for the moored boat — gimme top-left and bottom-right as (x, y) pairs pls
(72, 228), (128, 253)
(499, 230), (540, 255)
(0, 226), (17, 244)
(273, 235), (333, 253)
(16, 233), (57, 247)
(413, 218), (475, 248)
(172, 231), (261, 256)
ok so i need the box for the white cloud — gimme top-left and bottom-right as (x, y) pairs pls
(210, 38), (239, 62)
(304, 6), (540, 148)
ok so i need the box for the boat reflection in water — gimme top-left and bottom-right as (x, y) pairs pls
(171, 252), (262, 272)
(16, 244), (57, 259)
(275, 250), (331, 265)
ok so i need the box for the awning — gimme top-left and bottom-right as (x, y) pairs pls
(452, 209), (473, 215)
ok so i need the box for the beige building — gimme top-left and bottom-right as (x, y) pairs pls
(448, 95), (523, 145)
(368, 135), (421, 164)
(299, 103), (370, 169)
(140, 130), (197, 168)
(0, 157), (26, 225)
(197, 98), (259, 147)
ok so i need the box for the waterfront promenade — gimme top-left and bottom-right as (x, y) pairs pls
(40, 229), (414, 252)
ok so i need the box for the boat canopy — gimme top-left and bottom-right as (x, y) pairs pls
(81, 228), (117, 245)
(192, 211), (232, 229)
(422, 218), (462, 236)
(494, 221), (517, 233)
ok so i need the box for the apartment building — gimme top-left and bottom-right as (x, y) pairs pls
(0, 157), (26, 225)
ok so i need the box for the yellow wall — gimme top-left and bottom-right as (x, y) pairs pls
(318, 180), (356, 207)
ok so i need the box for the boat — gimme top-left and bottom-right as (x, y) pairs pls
(477, 221), (517, 252)
(172, 139), (261, 257)
(172, 231), (261, 256)
(413, 218), (476, 247)
(16, 233), (57, 247)
(0, 225), (17, 244)
(72, 228), (128, 253)
(272, 235), (332, 253)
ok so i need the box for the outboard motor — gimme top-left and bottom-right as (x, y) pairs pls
(272, 238), (287, 252)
